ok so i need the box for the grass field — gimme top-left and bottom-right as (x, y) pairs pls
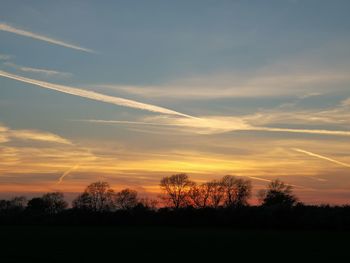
(0, 226), (347, 262)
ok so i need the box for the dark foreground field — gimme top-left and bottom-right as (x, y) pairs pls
(0, 226), (348, 262)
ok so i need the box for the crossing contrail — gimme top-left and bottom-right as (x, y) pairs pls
(292, 148), (350, 168)
(0, 23), (93, 53)
(0, 70), (194, 118)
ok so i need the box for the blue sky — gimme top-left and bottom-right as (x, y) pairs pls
(0, 0), (350, 204)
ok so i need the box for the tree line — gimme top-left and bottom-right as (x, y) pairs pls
(160, 174), (298, 209)
(1, 174), (349, 230)
(0, 174), (298, 214)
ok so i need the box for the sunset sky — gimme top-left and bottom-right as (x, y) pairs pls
(1, 0), (350, 204)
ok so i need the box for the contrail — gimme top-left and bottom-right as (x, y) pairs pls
(247, 176), (313, 190)
(57, 164), (80, 184)
(78, 119), (192, 127)
(292, 148), (350, 168)
(253, 127), (350, 136)
(0, 23), (93, 53)
(81, 118), (350, 137)
(4, 62), (71, 77)
(0, 70), (194, 118)
(247, 176), (272, 183)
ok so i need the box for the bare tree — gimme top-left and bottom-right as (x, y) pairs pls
(72, 181), (115, 212)
(138, 197), (159, 211)
(9, 196), (27, 211)
(72, 192), (93, 211)
(115, 188), (138, 210)
(188, 182), (213, 208)
(221, 175), (252, 207)
(42, 192), (68, 214)
(258, 179), (297, 207)
(221, 175), (237, 207)
(0, 196), (27, 213)
(26, 197), (46, 213)
(234, 178), (252, 206)
(160, 173), (194, 209)
(0, 200), (8, 212)
(207, 180), (225, 208)
(27, 192), (67, 214)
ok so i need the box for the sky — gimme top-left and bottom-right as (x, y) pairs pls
(0, 0), (350, 204)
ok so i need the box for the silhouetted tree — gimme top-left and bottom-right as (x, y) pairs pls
(72, 181), (115, 212)
(258, 179), (297, 207)
(0, 200), (7, 212)
(42, 192), (68, 214)
(115, 188), (138, 210)
(27, 197), (47, 213)
(207, 180), (225, 208)
(137, 197), (159, 211)
(160, 173), (195, 209)
(0, 196), (26, 213)
(7, 177), (350, 231)
(234, 178), (253, 206)
(10, 196), (27, 211)
(221, 175), (252, 207)
(27, 193), (67, 214)
(72, 192), (93, 211)
(188, 182), (213, 208)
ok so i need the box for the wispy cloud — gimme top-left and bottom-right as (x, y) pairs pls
(245, 108), (350, 127)
(0, 54), (12, 60)
(341, 97), (350, 106)
(80, 117), (250, 134)
(98, 70), (350, 100)
(9, 129), (71, 144)
(0, 143), (96, 183)
(0, 126), (10, 143)
(0, 23), (93, 53)
(0, 70), (193, 118)
(292, 148), (350, 168)
(82, 116), (350, 136)
(4, 62), (72, 78)
(0, 123), (71, 144)
(97, 45), (350, 100)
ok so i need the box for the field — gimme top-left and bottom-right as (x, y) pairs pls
(0, 226), (347, 262)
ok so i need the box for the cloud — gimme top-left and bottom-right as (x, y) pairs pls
(0, 144), (96, 181)
(0, 23), (93, 53)
(98, 70), (350, 100)
(9, 129), (72, 144)
(0, 134), (9, 143)
(0, 54), (12, 60)
(81, 116), (350, 136)
(0, 125), (10, 143)
(0, 70), (194, 118)
(0, 128), (343, 202)
(97, 45), (350, 100)
(0, 123), (71, 144)
(292, 148), (350, 168)
(4, 62), (72, 78)
(80, 117), (251, 134)
(341, 98), (350, 106)
(245, 108), (350, 127)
